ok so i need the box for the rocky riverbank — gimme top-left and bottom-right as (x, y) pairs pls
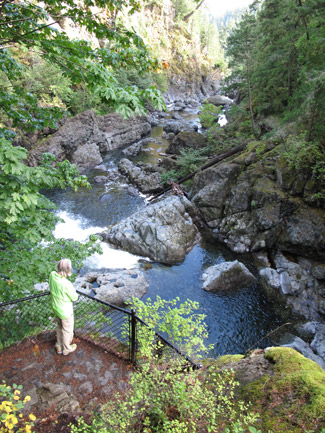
(27, 96), (325, 368)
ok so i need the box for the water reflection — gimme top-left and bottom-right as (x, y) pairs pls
(144, 243), (281, 357)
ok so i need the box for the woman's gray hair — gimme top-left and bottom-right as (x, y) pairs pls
(56, 258), (72, 277)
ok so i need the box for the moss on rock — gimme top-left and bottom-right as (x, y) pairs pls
(240, 347), (325, 432)
(213, 354), (244, 369)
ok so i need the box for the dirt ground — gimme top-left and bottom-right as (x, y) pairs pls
(0, 332), (133, 432)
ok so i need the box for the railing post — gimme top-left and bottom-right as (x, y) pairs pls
(130, 309), (136, 366)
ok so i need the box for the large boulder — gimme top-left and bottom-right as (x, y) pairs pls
(103, 195), (200, 265)
(202, 260), (256, 292)
(212, 347), (325, 431)
(28, 110), (151, 172)
(74, 269), (149, 306)
(205, 95), (233, 106)
(166, 131), (207, 155)
(118, 159), (163, 194)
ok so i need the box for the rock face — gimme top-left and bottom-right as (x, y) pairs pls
(166, 131), (207, 155)
(212, 347), (325, 431)
(202, 261), (256, 292)
(74, 269), (149, 306)
(258, 252), (325, 320)
(118, 158), (163, 194)
(182, 141), (325, 323)
(189, 146), (325, 259)
(191, 163), (241, 225)
(103, 195), (200, 265)
(28, 110), (151, 172)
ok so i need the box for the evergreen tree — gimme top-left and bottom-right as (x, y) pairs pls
(226, 0), (325, 145)
(227, 8), (259, 137)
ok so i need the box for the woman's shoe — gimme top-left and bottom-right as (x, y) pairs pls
(63, 344), (77, 356)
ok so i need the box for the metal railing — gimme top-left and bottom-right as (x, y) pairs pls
(0, 291), (200, 369)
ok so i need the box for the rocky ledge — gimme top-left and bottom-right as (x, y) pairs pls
(28, 110), (151, 172)
(102, 195), (200, 265)
(74, 269), (149, 306)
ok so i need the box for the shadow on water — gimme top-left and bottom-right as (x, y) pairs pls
(143, 239), (283, 358)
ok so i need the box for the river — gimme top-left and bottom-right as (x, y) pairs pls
(47, 108), (283, 358)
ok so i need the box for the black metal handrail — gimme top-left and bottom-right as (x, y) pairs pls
(0, 291), (200, 369)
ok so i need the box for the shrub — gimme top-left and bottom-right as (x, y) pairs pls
(176, 147), (209, 177)
(127, 296), (211, 360)
(283, 134), (325, 181)
(0, 382), (36, 433)
(71, 363), (258, 433)
(199, 103), (222, 128)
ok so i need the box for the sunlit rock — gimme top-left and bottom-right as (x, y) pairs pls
(103, 196), (200, 265)
(202, 260), (256, 292)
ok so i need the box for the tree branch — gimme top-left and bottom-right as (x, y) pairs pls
(182, 0), (205, 22)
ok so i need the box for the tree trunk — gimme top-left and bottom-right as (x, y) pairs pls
(148, 145), (244, 202)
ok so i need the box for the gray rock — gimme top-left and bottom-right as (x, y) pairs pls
(74, 268), (149, 306)
(162, 119), (197, 134)
(252, 252), (271, 267)
(311, 324), (325, 362)
(205, 95), (233, 106)
(94, 164), (107, 171)
(118, 158), (163, 194)
(191, 164), (241, 222)
(295, 321), (319, 341)
(258, 252), (323, 320)
(279, 334), (325, 369)
(122, 138), (155, 157)
(274, 252), (310, 295)
(71, 142), (103, 171)
(202, 260), (256, 292)
(312, 263), (325, 280)
(104, 195), (200, 265)
(28, 110), (151, 172)
(259, 268), (281, 289)
(278, 207), (325, 260)
(93, 175), (108, 184)
(166, 131), (207, 155)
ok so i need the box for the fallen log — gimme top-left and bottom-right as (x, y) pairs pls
(148, 145), (244, 202)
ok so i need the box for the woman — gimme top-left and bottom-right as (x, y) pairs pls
(49, 259), (78, 355)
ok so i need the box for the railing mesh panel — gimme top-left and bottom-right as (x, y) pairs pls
(0, 292), (199, 369)
(0, 294), (55, 349)
(74, 293), (130, 360)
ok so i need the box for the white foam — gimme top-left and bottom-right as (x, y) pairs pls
(54, 211), (142, 270)
(218, 114), (228, 127)
(83, 243), (142, 270)
(54, 211), (104, 242)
